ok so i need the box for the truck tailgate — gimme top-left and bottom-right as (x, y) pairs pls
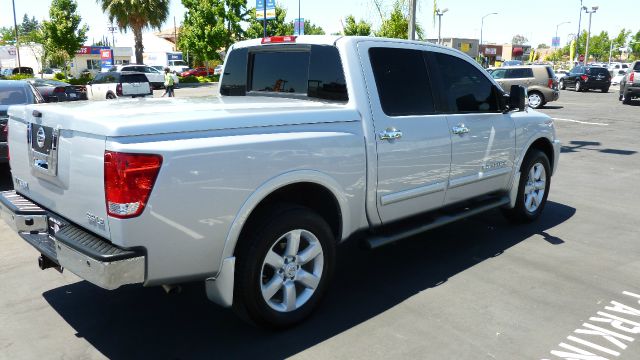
(7, 106), (110, 238)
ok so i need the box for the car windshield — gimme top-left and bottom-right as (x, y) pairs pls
(0, 87), (28, 105)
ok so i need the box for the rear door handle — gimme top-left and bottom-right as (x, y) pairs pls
(452, 124), (470, 135)
(379, 128), (403, 141)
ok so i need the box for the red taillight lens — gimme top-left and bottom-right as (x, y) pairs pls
(104, 151), (162, 218)
(630, 72), (635, 82)
(548, 79), (553, 88)
(53, 87), (66, 93)
(261, 35), (297, 44)
(580, 75), (588, 81)
(116, 83), (122, 96)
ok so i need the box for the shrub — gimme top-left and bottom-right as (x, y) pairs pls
(53, 72), (66, 80)
(7, 74), (33, 80)
(179, 75), (199, 83)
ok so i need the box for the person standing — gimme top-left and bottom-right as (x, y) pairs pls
(162, 67), (175, 97)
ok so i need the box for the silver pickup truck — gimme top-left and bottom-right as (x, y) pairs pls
(1, 35), (560, 328)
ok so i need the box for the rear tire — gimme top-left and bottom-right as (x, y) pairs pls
(622, 92), (631, 104)
(233, 205), (336, 329)
(601, 87), (609, 93)
(574, 81), (582, 92)
(559, 79), (565, 90)
(527, 91), (544, 109)
(502, 150), (551, 223)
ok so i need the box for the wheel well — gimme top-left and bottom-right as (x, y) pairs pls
(527, 138), (555, 173)
(234, 182), (342, 255)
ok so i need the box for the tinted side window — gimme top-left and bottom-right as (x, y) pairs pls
(432, 52), (499, 113)
(220, 47), (248, 96)
(369, 47), (434, 116)
(92, 73), (105, 84)
(251, 51), (309, 94)
(308, 46), (348, 101)
(506, 68), (533, 78)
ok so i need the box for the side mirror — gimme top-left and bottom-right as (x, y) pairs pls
(509, 85), (526, 112)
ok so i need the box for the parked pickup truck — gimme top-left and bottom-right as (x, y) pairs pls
(1, 35), (560, 328)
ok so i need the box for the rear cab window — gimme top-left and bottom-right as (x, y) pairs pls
(220, 44), (348, 102)
(121, 73), (149, 83)
(587, 67), (610, 77)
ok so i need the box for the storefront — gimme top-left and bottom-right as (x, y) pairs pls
(70, 46), (132, 77)
(479, 44), (503, 67)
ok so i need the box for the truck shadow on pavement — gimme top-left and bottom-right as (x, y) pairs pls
(561, 140), (637, 156)
(42, 201), (575, 359)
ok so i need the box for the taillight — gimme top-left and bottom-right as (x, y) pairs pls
(104, 151), (162, 218)
(580, 75), (588, 82)
(53, 87), (66, 93)
(116, 83), (122, 96)
(547, 79), (553, 88)
(261, 35), (297, 44)
(630, 72), (635, 82)
(3, 121), (8, 162)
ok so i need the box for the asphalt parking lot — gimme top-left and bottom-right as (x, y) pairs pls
(0, 86), (639, 360)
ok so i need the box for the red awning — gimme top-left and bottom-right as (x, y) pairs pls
(512, 47), (523, 56)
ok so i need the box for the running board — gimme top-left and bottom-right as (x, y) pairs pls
(366, 196), (510, 249)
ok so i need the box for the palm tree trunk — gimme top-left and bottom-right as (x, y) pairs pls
(134, 26), (144, 64)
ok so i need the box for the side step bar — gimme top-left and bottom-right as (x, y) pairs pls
(366, 196), (510, 249)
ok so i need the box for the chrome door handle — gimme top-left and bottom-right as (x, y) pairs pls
(379, 129), (403, 141)
(451, 125), (470, 135)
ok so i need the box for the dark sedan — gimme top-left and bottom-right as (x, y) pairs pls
(27, 78), (86, 102)
(559, 65), (611, 93)
(0, 80), (45, 163)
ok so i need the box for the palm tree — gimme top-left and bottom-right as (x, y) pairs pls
(97, 0), (170, 64)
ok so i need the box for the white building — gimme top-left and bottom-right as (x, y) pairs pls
(0, 44), (44, 73)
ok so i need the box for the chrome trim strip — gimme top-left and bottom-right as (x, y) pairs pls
(448, 167), (512, 189)
(55, 240), (145, 290)
(380, 182), (446, 206)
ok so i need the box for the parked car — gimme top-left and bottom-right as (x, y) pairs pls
(560, 65), (611, 92)
(2, 36), (560, 329)
(39, 68), (62, 79)
(1, 67), (34, 77)
(608, 62), (629, 74)
(86, 72), (152, 100)
(619, 60), (640, 104)
(488, 65), (559, 108)
(554, 69), (569, 80)
(0, 80), (44, 162)
(611, 69), (627, 86)
(180, 67), (215, 77)
(108, 64), (179, 89)
(213, 65), (223, 76)
(26, 78), (86, 102)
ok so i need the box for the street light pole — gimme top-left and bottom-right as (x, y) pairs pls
(11, 0), (22, 71)
(480, 12), (498, 46)
(555, 21), (570, 49)
(583, 6), (598, 65)
(576, 0), (583, 63)
(408, 0), (417, 40)
(436, 8), (448, 45)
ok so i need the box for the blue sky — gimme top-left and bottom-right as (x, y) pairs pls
(1, 0), (637, 47)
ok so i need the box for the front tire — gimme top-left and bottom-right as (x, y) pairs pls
(502, 150), (551, 223)
(106, 92), (116, 99)
(234, 205), (336, 329)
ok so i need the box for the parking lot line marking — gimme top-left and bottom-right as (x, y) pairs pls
(552, 118), (609, 126)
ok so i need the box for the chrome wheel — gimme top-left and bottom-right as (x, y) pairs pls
(260, 229), (324, 313)
(528, 92), (543, 108)
(524, 162), (546, 213)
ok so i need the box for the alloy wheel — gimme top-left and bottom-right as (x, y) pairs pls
(524, 163), (546, 213)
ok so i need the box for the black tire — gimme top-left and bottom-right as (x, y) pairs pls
(575, 81), (582, 92)
(601, 87), (609, 93)
(559, 79), (565, 90)
(502, 150), (551, 223)
(619, 92), (623, 101)
(106, 92), (116, 99)
(622, 91), (631, 105)
(233, 205), (336, 329)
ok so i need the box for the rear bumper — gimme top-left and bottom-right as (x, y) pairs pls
(0, 190), (145, 290)
(0, 142), (7, 163)
(624, 86), (640, 96)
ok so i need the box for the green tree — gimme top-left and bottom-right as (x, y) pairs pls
(630, 30), (640, 59)
(537, 43), (549, 49)
(42, 0), (88, 73)
(376, 1), (423, 39)
(179, 0), (247, 65)
(97, 0), (170, 64)
(342, 15), (371, 36)
(0, 27), (16, 45)
(512, 34), (528, 45)
(20, 14), (40, 36)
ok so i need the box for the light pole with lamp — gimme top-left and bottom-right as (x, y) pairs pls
(583, 6), (598, 65)
(480, 12), (498, 46)
(436, 8), (448, 45)
(555, 21), (570, 49)
(575, 0), (583, 63)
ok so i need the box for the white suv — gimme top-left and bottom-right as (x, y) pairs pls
(86, 72), (152, 100)
(109, 64), (179, 89)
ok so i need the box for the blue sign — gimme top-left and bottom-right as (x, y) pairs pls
(294, 18), (304, 35)
(100, 49), (113, 71)
(256, 0), (276, 20)
(552, 36), (560, 47)
(167, 53), (183, 61)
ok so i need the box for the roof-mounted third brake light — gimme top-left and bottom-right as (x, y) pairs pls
(261, 36), (297, 44)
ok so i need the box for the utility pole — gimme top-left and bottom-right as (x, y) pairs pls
(480, 12), (498, 46)
(555, 21), (570, 49)
(584, 6), (598, 65)
(408, 0), (417, 40)
(263, 0), (267, 38)
(436, 8), (449, 45)
(108, 24), (117, 48)
(11, 0), (22, 71)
